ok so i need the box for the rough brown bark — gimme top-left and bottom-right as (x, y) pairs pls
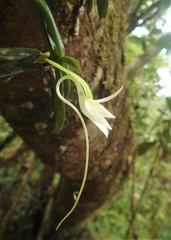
(0, 0), (135, 237)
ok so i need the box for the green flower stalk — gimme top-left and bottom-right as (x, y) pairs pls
(55, 75), (89, 230)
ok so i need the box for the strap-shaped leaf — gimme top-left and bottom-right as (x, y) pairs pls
(0, 48), (41, 61)
(36, 0), (65, 57)
(166, 97), (171, 112)
(87, 0), (94, 14)
(0, 55), (40, 79)
(138, 141), (156, 155)
(96, 0), (108, 18)
(61, 56), (80, 69)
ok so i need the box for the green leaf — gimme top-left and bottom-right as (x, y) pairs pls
(150, 28), (162, 35)
(51, 70), (66, 134)
(159, 0), (171, 11)
(141, 38), (147, 51)
(36, 0), (65, 57)
(0, 54), (40, 78)
(166, 97), (171, 112)
(61, 56), (80, 69)
(96, 0), (108, 18)
(162, 128), (170, 143)
(155, 35), (171, 50)
(0, 48), (41, 61)
(87, 0), (94, 14)
(130, 36), (141, 44)
(138, 141), (156, 155)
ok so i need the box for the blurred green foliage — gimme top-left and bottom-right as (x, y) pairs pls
(81, 4), (171, 238)
(0, 116), (12, 142)
(0, 116), (44, 239)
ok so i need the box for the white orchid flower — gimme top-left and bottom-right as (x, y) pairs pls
(45, 58), (123, 137)
(78, 84), (123, 137)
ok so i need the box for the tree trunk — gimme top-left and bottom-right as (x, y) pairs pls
(0, 0), (135, 238)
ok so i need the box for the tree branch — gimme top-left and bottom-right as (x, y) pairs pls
(138, 1), (160, 20)
(128, 0), (171, 33)
(127, 32), (171, 78)
(127, 0), (145, 32)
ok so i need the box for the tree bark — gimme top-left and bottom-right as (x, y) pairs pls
(0, 0), (135, 237)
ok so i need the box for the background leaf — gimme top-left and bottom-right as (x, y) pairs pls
(138, 141), (156, 155)
(166, 97), (171, 112)
(61, 56), (80, 69)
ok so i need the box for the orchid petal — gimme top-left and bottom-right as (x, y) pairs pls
(81, 99), (112, 130)
(88, 100), (116, 118)
(97, 85), (123, 103)
(91, 121), (109, 137)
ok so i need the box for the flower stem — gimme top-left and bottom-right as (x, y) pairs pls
(45, 58), (93, 98)
(56, 76), (89, 230)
